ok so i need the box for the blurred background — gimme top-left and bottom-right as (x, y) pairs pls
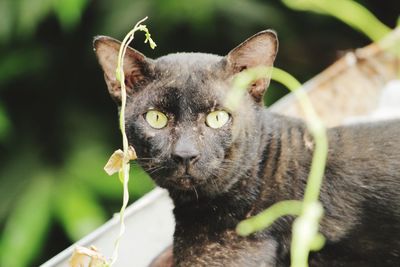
(0, 0), (398, 266)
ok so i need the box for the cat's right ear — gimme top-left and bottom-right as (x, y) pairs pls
(93, 36), (153, 104)
(225, 30), (278, 103)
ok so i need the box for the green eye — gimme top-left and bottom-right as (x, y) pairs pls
(145, 110), (168, 129)
(206, 110), (230, 129)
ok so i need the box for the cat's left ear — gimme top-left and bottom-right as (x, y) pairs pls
(93, 35), (154, 104)
(226, 30), (278, 103)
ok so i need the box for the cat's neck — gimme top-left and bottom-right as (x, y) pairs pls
(171, 168), (263, 232)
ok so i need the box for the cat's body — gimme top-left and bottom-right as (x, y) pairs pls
(94, 31), (400, 266)
(170, 111), (400, 267)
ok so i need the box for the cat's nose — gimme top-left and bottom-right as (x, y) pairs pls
(172, 132), (200, 165)
(171, 149), (200, 165)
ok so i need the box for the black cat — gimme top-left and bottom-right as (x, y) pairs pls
(94, 30), (400, 266)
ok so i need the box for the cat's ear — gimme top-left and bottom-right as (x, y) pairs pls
(93, 35), (153, 104)
(226, 30), (278, 103)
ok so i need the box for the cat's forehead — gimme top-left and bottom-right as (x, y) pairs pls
(155, 53), (224, 92)
(154, 53), (225, 83)
(155, 52), (223, 72)
(141, 52), (229, 113)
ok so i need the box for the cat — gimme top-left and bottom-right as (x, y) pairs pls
(94, 30), (400, 267)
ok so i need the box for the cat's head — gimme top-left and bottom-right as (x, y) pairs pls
(94, 31), (278, 200)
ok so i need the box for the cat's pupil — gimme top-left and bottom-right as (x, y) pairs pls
(156, 114), (159, 121)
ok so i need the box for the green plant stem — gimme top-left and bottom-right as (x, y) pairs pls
(291, 202), (324, 267)
(237, 200), (302, 236)
(226, 66), (273, 110)
(282, 0), (391, 42)
(110, 16), (156, 266)
(378, 26), (400, 59)
(271, 68), (328, 205)
(271, 68), (329, 267)
(230, 66), (328, 267)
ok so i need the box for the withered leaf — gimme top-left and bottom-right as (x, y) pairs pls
(69, 246), (108, 267)
(104, 146), (137, 176)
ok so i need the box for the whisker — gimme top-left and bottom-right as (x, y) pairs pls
(146, 166), (166, 175)
(192, 186), (199, 201)
(132, 167), (150, 176)
(208, 174), (221, 192)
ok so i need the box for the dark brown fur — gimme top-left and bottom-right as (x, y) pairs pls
(94, 31), (400, 266)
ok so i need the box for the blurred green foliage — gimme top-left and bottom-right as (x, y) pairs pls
(283, 0), (391, 41)
(0, 0), (398, 266)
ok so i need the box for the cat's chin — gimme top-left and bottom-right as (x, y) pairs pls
(154, 174), (213, 196)
(169, 175), (197, 190)
(159, 176), (233, 200)
(148, 165), (233, 197)
(149, 165), (207, 191)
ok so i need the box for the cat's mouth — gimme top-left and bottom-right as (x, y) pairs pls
(164, 167), (208, 191)
(172, 175), (196, 190)
(141, 158), (222, 193)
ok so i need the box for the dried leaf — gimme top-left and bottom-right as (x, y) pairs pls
(103, 149), (124, 176)
(128, 145), (137, 160)
(69, 246), (108, 267)
(103, 146), (137, 176)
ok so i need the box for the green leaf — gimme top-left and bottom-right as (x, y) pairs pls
(0, 174), (53, 267)
(64, 139), (124, 199)
(52, 0), (89, 31)
(282, 0), (391, 42)
(0, 147), (43, 223)
(53, 180), (106, 241)
(0, 102), (11, 141)
(16, 0), (54, 37)
(129, 163), (154, 199)
(0, 0), (14, 43)
(155, 0), (216, 29)
(0, 47), (47, 85)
